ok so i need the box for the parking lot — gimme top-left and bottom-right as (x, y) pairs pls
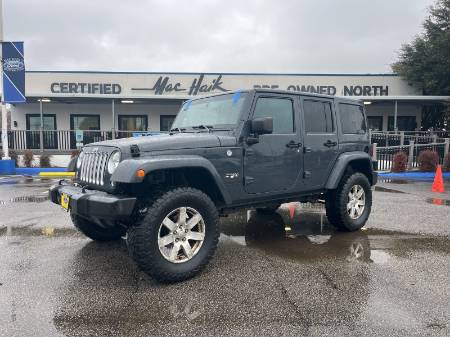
(0, 177), (449, 336)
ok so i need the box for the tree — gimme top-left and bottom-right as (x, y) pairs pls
(392, 0), (450, 130)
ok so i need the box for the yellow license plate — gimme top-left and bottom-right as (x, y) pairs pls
(60, 193), (70, 210)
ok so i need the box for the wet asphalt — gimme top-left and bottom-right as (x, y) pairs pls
(0, 176), (449, 337)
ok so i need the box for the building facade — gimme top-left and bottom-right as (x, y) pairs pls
(7, 71), (450, 152)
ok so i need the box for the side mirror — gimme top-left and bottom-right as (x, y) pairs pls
(251, 117), (273, 135)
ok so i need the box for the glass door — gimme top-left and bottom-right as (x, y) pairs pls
(26, 114), (57, 149)
(70, 115), (101, 148)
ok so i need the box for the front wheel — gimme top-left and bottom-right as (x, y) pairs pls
(127, 187), (219, 283)
(325, 172), (372, 232)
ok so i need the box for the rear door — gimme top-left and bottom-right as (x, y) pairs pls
(244, 94), (302, 194)
(301, 97), (339, 189)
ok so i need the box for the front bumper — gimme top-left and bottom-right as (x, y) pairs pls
(49, 182), (136, 219)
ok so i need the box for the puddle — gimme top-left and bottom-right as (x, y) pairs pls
(379, 178), (411, 184)
(426, 198), (450, 206)
(374, 186), (406, 194)
(221, 207), (450, 264)
(0, 226), (80, 237)
(0, 193), (49, 205)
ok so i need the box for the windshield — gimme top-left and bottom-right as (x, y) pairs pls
(171, 92), (247, 130)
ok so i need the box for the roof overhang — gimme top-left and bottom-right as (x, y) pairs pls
(355, 95), (450, 103)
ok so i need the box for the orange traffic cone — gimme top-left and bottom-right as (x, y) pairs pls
(431, 165), (445, 193)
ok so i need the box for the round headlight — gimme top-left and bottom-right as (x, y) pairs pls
(76, 151), (84, 169)
(107, 151), (121, 174)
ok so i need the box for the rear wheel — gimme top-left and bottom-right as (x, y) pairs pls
(127, 187), (219, 283)
(70, 213), (126, 241)
(325, 172), (372, 232)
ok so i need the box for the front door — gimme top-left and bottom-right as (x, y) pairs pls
(301, 98), (339, 189)
(244, 95), (302, 194)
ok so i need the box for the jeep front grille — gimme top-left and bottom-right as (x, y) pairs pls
(79, 151), (109, 185)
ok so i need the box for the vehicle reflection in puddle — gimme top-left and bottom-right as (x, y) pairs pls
(220, 204), (450, 264)
(426, 198), (450, 206)
(221, 206), (372, 263)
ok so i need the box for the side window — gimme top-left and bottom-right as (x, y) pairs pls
(339, 103), (366, 134)
(253, 97), (294, 134)
(303, 100), (334, 133)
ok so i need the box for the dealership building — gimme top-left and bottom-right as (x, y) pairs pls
(6, 71), (450, 152)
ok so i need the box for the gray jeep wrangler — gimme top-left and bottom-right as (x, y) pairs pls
(50, 89), (377, 283)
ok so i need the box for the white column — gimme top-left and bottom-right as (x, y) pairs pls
(0, 0), (9, 159)
(393, 100), (398, 131)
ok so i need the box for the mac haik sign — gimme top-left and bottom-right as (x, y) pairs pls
(128, 73), (418, 97)
(2, 42), (25, 103)
(31, 72), (419, 98)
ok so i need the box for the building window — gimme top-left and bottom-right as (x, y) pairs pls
(388, 116), (417, 131)
(160, 115), (176, 132)
(303, 100), (334, 133)
(26, 114), (57, 149)
(338, 103), (366, 134)
(70, 114), (101, 148)
(118, 115), (148, 131)
(367, 116), (383, 131)
(253, 97), (294, 134)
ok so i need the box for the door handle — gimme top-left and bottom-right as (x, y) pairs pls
(324, 140), (337, 147)
(286, 140), (302, 148)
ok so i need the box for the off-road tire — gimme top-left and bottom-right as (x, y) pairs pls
(325, 172), (372, 232)
(127, 187), (219, 283)
(70, 213), (126, 241)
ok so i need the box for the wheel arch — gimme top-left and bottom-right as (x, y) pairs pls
(326, 152), (375, 190)
(112, 155), (231, 206)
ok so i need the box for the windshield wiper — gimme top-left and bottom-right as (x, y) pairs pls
(191, 125), (213, 132)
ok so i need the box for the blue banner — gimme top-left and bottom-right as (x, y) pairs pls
(2, 41), (25, 103)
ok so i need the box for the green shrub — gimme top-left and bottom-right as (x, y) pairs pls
(444, 153), (450, 172)
(391, 151), (408, 172)
(23, 150), (34, 167)
(39, 153), (52, 168)
(417, 150), (439, 172)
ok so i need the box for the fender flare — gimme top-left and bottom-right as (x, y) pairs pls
(111, 155), (232, 204)
(325, 152), (375, 189)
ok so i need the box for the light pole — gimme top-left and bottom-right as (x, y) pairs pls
(0, 0), (9, 159)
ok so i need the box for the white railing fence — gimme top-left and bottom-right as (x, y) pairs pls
(372, 138), (450, 171)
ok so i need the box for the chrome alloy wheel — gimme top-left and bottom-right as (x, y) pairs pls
(158, 207), (206, 264)
(347, 185), (366, 220)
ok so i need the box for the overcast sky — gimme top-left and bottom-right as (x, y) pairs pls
(3, 0), (434, 73)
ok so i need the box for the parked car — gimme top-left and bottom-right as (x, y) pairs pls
(50, 89), (377, 282)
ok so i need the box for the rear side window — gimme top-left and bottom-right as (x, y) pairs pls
(339, 103), (366, 134)
(303, 100), (334, 133)
(253, 97), (294, 134)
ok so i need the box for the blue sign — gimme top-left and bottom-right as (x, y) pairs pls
(2, 42), (25, 103)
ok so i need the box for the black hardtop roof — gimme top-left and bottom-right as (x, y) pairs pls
(189, 89), (362, 105)
(251, 88), (362, 104)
